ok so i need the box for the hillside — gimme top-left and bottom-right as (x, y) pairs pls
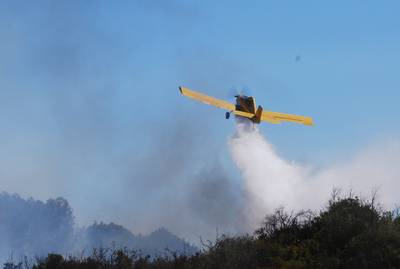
(0, 192), (196, 261)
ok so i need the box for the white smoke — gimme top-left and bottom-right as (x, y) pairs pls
(229, 121), (400, 231)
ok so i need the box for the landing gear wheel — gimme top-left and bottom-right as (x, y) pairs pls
(225, 112), (230, 119)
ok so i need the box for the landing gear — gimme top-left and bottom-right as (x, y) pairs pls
(225, 112), (230, 119)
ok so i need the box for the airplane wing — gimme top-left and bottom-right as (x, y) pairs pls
(261, 111), (314, 126)
(179, 87), (235, 111)
(180, 86), (314, 126)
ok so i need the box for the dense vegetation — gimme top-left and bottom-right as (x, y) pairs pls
(4, 192), (400, 269)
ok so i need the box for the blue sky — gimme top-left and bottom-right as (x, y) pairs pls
(0, 1), (399, 238)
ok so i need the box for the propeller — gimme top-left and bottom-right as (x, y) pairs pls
(241, 85), (252, 97)
(226, 86), (252, 99)
(226, 87), (240, 99)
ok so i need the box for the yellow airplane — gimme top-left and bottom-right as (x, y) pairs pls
(179, 87), (313, 126)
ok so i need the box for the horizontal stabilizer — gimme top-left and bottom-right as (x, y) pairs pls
(261, 111), (314, 126)
(233, 110), (255, 119)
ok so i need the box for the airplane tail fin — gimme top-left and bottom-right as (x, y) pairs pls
(254, 105), (263, 124)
